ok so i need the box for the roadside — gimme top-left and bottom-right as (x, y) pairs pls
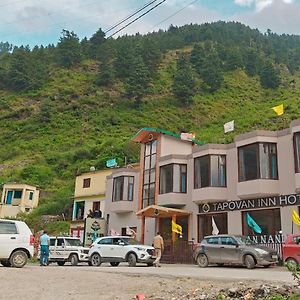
(0, 263), (298, 300)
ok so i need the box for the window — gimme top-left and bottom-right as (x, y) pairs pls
(0, 222), (18, 234)
(83, 178), (91, 188)
(220, 237), (237, 246)
(56, 238), (64, 247)
(29, 192), (33, 200)
(206, 237), (219, 244)
(242, 208), (281, 235)
(98, 238), (113, 245)
(74, 201), (85, 220)
(160, 164), (187, 194)
(112, 176), (134, 201)
(238, 143), (278, 181)
(294, 133), (300, 173)
(50, 239), (56, 246)
(142, 140), (157, 208)
(14, 190), (22, 199)
(194, 155), (226, 188)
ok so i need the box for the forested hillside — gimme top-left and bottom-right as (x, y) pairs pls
(1, 21), (300, 226)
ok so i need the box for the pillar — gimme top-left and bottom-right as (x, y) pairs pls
(141, 216), (145, 244)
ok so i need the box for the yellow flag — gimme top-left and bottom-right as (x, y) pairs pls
(272, 104), (284, 116)
(172, 220), (182, 235)
(292, 209), (300, 227)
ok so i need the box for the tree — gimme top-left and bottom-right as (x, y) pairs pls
(89, 28), (106, 60)
(56, 30), (82, 68)
(244, 48), (261, 76)
(259, 61), (281, 89)
(172, 55), (195, 105)
(95, 61), (115, 87)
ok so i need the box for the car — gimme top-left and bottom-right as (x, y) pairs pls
(193, 234), (279, 269)
(88, 236), (156, 267)
(283, 234), (300, 267)
(0, 219), (34, 268)
(40, 236), (90, 266)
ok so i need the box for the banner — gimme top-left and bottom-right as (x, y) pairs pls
(224, 120), (234, 133)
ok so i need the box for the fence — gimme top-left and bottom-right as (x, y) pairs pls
(161, 240), (195, 264)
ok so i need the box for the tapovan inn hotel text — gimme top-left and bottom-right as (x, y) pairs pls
(103, 119), (300, 245)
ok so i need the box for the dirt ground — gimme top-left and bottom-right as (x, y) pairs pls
(0, 264), (297, 300)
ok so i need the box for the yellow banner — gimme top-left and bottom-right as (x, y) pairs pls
(271, 104), (284, 116)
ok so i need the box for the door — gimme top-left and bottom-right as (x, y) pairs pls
(219, 236), (241, 264)
(48, 238), (56, 259)
(203, 236), (221, 263)
(5, 191), (13, 205)
(112, 238), (128, 259)
(53, 238), (66, 260)
(97, 237), (113, 258)
(0, 221), (18, 258)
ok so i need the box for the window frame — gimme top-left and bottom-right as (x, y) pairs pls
(0, 221), (18, 234)
(294, 132), (300, 173)
(112, 176), (134, 202)
(194, 154), (227, 189)
(83, 178), (91, 188)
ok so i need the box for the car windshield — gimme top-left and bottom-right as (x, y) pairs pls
(234, 236), (255, 245)
(121, 237), (139, 245)
(65, 239), (82, 247)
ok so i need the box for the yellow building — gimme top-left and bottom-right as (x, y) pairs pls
(0, 183), (39, 218)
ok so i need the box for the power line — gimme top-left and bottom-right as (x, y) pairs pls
(104, 0), (158, 34)
(150, 0), (200, 31)
(107, 0), (167, 39)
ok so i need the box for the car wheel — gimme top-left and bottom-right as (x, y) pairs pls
(0, 260), (11, 267)
(69, 254), (79, 266)
(286, 258), (298, 268)
(110, 262), (120, 267)
(147, 262), (154, 267)
(196, 254), (209, 267)
(244, 255), (255, 269)
(90, 253), (102, 267)
(128, 253), (137, 267)
(10, 250), (27, 268)
(57, 261), (65, 266)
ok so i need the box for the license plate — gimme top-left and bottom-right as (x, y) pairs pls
(272, 255), (278, 259)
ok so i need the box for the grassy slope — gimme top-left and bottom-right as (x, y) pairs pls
(0, 49), (300, 225)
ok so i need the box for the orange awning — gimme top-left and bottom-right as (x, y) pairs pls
(136, 205), (191, 218)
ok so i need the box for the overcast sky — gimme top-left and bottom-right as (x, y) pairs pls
(1, 0), (300, 47)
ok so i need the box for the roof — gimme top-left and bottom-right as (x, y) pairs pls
(136, 205), (191, 218)
(131, 127), (204, 145)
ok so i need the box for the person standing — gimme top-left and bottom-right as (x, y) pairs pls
(40, 230), (50, 266)
(153, 232), (164, 267)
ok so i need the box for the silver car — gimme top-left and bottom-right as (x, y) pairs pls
(194, 234), (278, 269)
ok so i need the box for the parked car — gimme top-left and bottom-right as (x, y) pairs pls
(283, 234), (300, 267)
(0, 219), (34, 268)
(88, 236), (156, 267)
(39, 236), (90, 266)
(194, 234), (278, 269)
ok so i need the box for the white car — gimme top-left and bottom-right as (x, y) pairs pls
(0, 219), (34, 268)
(88, 236), (156, 267)
(45, 236), (90, 266)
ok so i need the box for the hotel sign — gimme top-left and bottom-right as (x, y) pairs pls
(199, 194), (300, 214)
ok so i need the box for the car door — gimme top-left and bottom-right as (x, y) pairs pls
(112, 238), (128, 259)
(54, 238), (66, 260)
(97, 238), (113, 258)
(219, 236), (241, 264)
(203, 237), (220, 263)
(0, 221), (18, 258)
(48, 238), (56, 260)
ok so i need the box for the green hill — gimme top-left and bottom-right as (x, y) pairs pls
(1, 21), (300, 227)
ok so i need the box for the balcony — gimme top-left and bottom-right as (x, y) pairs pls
(192, 187), (228, 204)
(237, 179), (280, 199)
(157, 193), (188, 207)
(110, 201), (134, 213)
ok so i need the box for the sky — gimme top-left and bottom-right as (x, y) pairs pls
(1, 0), (300, 47)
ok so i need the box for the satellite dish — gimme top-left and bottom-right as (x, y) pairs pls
(90, 166), (96, 172)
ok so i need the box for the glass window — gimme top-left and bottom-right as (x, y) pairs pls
(0, 222), (18, 234)
(14, 190), (22, 199)
(83, 178), (91, 188)
(242, 208), (281, 235)
(194, 155), (226, 188)
(127, 177), (134, 201)
(50, 239), (56, 246)
(29, 192), (33, 200)
(98, 238), (113, 245)
(160, 164), (173, 194)
(160, 164), (187, 194)
(56, 238), (64, 246)
(238, 143), (278, 181)
(207, 237), (219, 244)
(294, 133), (300, 173)
(220, 237), (237, 246)
(113, 177), (124, 202)
(112, 176), (134, 201)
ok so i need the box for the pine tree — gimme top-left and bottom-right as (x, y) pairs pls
(259, 61), (281, 89)
(172, 55), (195, 106)
(96, 61), (115, 87)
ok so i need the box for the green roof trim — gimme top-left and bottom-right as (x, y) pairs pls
(132, 127), (205, 145)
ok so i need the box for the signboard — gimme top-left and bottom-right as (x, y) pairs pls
(83, 218), (106, 246)
(199, 193), (300, 214)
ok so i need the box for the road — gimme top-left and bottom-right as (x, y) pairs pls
(0, 263), (295, 300)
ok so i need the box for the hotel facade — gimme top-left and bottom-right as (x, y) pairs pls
(105, 120), (300, 246)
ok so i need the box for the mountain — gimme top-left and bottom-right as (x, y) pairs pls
(1, 21), (300, 228)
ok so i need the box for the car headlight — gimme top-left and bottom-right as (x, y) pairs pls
(255, 248), (269, 255)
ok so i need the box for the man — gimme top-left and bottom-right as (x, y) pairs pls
(40, 230), (50, 266)
(153, 232), (164, 267)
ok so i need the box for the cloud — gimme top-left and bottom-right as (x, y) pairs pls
(234, 0), (295, 11)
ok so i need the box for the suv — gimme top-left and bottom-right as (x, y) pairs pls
(283, 234), (300, 266)
(89, 236), (156, 267)
(0, 219), (34, 268)
(194, 234), (278, 269)
(45, 236), (90, 266)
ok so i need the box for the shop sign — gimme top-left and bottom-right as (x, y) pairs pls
(199, 194), (300, 214)
(83, 217), (106, 246)
(247, 234), (285, 244)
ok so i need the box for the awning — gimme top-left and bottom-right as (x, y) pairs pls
(136, 205), (191, 218)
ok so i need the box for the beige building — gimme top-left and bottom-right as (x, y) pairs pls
(70, 169), (111, 243)
(0, 183), (39, 218)
(105, 120), (300, 247)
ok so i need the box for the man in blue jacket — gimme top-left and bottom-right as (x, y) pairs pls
(40, 231), (50, 266)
